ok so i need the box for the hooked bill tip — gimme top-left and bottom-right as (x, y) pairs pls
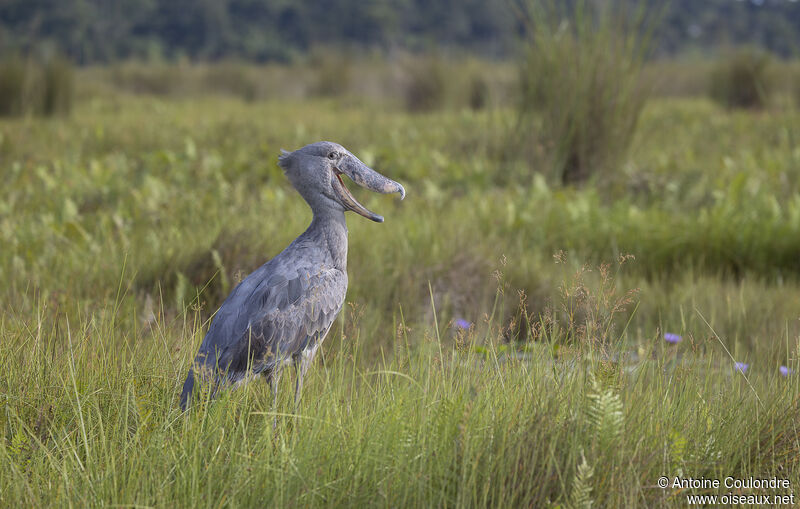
(397, 184), (406, 201)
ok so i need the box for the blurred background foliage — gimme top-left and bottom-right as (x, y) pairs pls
(1, 0), (800, 63)
(1, 0), (799, 119)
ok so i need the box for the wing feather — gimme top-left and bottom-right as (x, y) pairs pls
(192, 265), (346, 381)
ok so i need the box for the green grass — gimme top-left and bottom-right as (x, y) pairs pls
(0, 55), (74, 117)
(3, 304), (797, 507)
(709, 48), (772, 110)
(2, 86), (800, 506)
(517, 0), (652, 184)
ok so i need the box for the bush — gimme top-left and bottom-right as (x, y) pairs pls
(203, 62), (261, 101)
(0, 56), (27, 116)
(468, 73), (490, 110)
(0, 55), (74, 117)
(41, 57), (74, 115)
(402, 56), (448, 113)
(309, 48), (353, 98)
(109, 62), (184, 95)
(517, 1), (652, 185)
(709, 48), (771, 109)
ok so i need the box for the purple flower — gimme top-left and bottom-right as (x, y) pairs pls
(734, 362), (749, 373)
(664, 333), (682, 344)
(779, 366), (794, 377)
(454, 318), (471, 330)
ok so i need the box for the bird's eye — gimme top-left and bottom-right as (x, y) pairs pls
(328, 152), (337, 160)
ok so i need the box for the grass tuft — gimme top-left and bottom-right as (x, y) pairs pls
(517, 0), (653, 185)
(402, 55), (448, 113)
(309, 48), (353, 98)
(41, 56), (74, 116)
(0, 55), (28, 116)
(709, 48), (772, 109)
(0, 55), (74, 117)
(467, 72), (490, 111)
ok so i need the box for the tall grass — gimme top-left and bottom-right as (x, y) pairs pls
(466, 67), (490, 111)
(2, 91), (800, 506)
(517, 0), (654, 185)
(202, 62), (261, 101)
(1, 275), (797, 507)
(0, 55), (27, 116)
(402, 55), (449, 112)
(106, 61), (274, 100)
(309, 48), (353, 98)
(0, 55), (74, 117)
(793, 65), (800, 108)
(108, 62), (186, 95)
(96, 56), (504, 109)
(709, 48), (772, 110)
(41, 57), (74, 115)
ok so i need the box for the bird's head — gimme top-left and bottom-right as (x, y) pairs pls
(277, 141), (405, 222)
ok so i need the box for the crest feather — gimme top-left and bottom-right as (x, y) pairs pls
(278, 149), (293, 169)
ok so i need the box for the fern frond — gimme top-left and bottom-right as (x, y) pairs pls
(569, 450), (595, 509)
(586, 375), (624, 446)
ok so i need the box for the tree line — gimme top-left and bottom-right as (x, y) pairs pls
(1, 0), (798, 64)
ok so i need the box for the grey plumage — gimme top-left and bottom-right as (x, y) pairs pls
(180, 141), (404, 410)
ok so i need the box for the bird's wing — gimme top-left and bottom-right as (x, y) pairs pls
(193, 266), (346, 380)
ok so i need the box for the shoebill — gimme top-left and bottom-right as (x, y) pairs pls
(180, 141), (405, 410)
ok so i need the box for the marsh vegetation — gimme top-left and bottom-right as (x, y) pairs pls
(2, 3), (800, 506)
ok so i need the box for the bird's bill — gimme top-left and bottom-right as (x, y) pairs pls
(333, 154), (405, 223)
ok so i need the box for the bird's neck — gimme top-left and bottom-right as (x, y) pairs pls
(307, 207), (348, 271)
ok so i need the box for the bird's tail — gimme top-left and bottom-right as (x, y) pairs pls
(180, 363), (225, 411)
(179, 368), (196, 411)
